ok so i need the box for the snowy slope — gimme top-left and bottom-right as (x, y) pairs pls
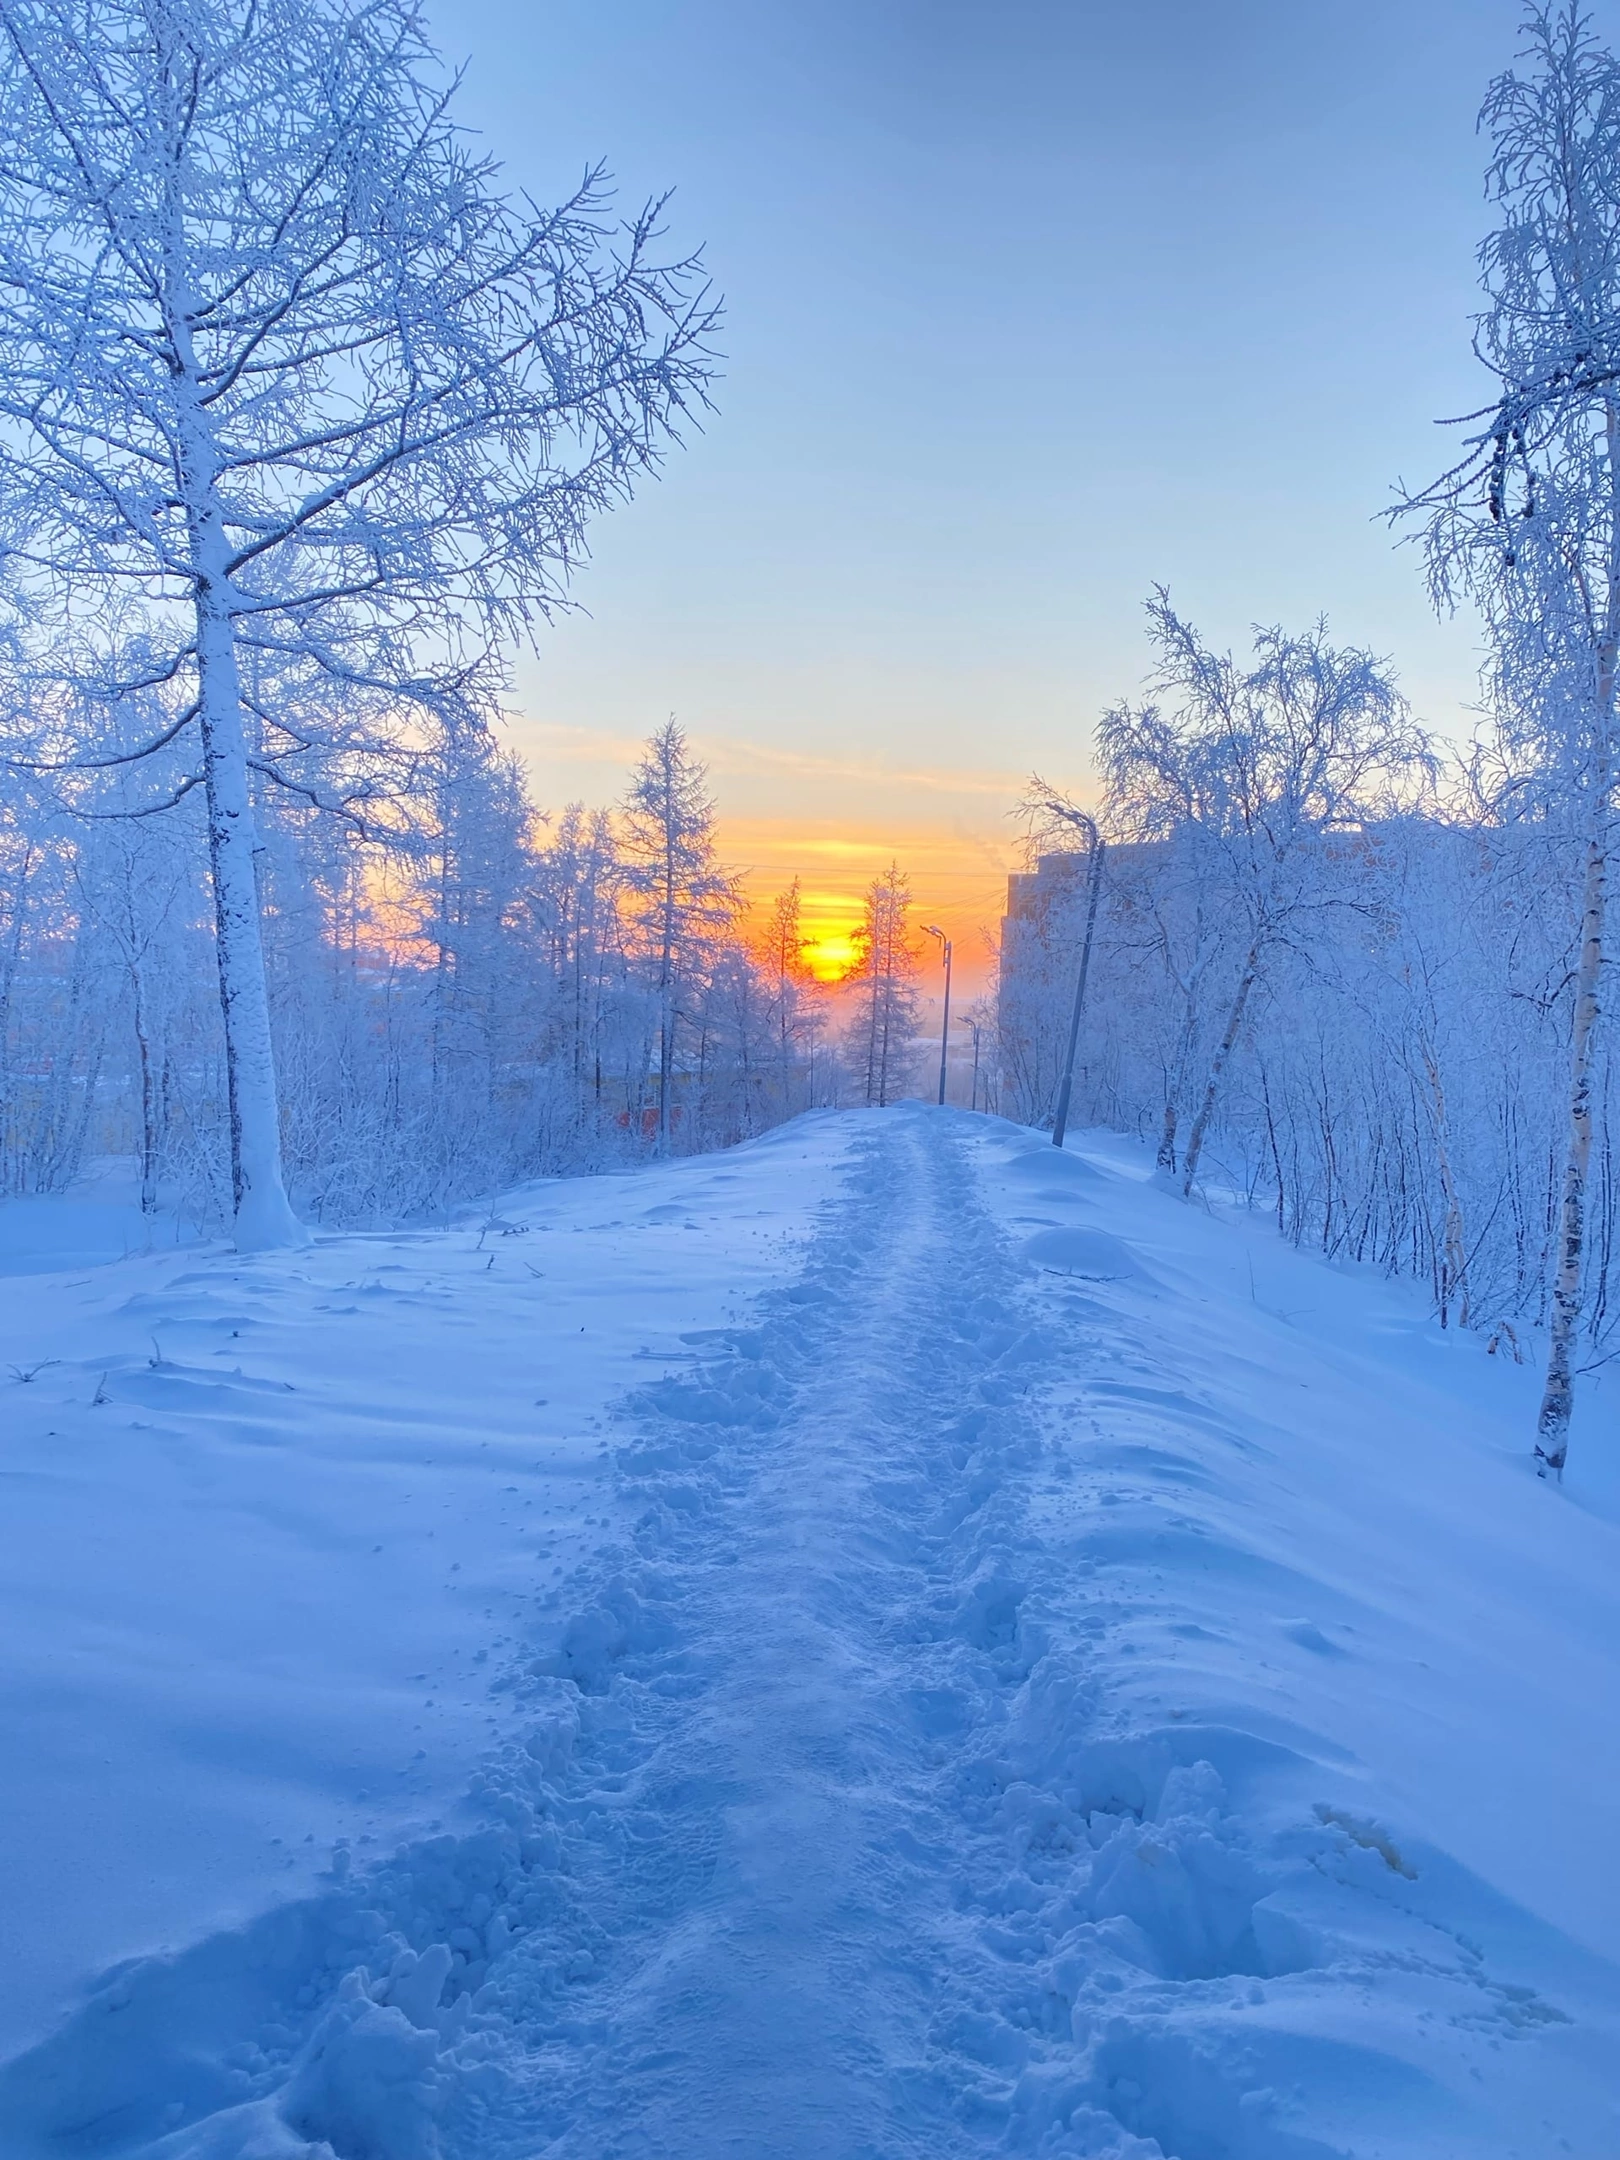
(0, 1118), (855, 2066)
(1, 1106), (1616, 2159)
(965, 1121), (1620, 2157)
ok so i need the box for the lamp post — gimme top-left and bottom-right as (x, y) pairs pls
(956, 1014), (984, 1111)
(1046, 812), (1105, 1151)
(923, 924), (952, 1106)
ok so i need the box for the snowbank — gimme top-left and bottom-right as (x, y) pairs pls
(966, 1117), (1620, 2155)
(0, 1118), (854, 2065)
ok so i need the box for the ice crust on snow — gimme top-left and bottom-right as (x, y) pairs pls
(1, 1106), (1617, 2157)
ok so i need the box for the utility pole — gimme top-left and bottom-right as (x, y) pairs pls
(924, 924), (953, 1106)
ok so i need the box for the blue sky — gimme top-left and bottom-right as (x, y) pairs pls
(427, 0), (1570, 947)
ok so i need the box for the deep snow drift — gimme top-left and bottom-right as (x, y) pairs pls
(0, 1107), (1616, 2158)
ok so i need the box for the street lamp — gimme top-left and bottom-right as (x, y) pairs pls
(923, 924), (952, 1107)
(1042, 806), (1105, 1150)
(956, 1013), (984, 1112)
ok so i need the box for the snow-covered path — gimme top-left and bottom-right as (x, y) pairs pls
(3, 1106), (1618, 2159)
(458, 1098), (1045, 2157)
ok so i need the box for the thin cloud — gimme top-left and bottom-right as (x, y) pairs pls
(695, 737), (1030, 798)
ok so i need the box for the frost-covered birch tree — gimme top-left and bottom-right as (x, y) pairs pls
(1397, 3), (1620, 1477)
(0, 0), (716, 1247)
(1100, 595), (1426, 1198)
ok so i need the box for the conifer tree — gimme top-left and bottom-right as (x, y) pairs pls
(620, 721), (738, 1151)
(846, 863), (921, 1108)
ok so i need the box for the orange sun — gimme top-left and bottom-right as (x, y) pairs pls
(726, 823), (1017, 1001)
(796, 890), (865, 983)
(801, 928), (859, 983)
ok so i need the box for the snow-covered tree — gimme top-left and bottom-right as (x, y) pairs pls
(620, 721), (739, 1152)
(754, 876), (826, 1114)
(0, 0), (716, 1246)
(845, 862), (921, 1108)
(534, 802), (634, 1145)
(1396, 3), (1620, 1476)
(1099, 595), (1427, 1197)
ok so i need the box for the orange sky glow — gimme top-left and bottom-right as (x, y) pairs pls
(505, 714), (1065, 1006)
(723, 819), (1017, 999)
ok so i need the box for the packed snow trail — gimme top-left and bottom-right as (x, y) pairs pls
(442, 1099), (1050, 2158)
(2, 1106), (1617, 2158)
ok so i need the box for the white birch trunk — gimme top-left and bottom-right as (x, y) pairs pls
(1155, 1097), (1179, 1174)
(1536, 795), (1608, 1476)
(1157, 1008), (1196, 1173)
(1180, 937), (1262, 1199)
(1421, 1041), (1471, 1331)
(131, 955), (157, 1219)
(1533, 389), (1620, 1478)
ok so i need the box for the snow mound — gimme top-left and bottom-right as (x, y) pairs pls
(1022, 1224), (1152, 1281)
